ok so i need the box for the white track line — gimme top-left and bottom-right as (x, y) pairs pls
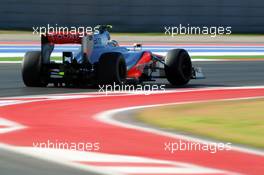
(0, 145), (235, 175)
(1, 85), (264, 100)
(0, 144), (120, 175)
(0, 118), (25, 134)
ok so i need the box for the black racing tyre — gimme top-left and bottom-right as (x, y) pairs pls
(22, 51), (48, 87)
(164, 49), (192, 86)
(97, 52), (127, 85)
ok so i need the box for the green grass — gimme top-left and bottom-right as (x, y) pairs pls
(136, 98), (264, 149)
(0, 30), (33, 34)
(0, 57), (62, 61)
(0, 57), (22, 61)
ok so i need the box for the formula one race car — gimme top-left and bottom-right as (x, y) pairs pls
(22, 25), (204, 87)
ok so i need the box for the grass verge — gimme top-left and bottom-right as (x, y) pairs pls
(0, 57), (61, 61)
(136, 98), (264, 149)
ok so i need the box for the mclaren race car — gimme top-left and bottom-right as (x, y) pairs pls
(22, 25), (204, 87)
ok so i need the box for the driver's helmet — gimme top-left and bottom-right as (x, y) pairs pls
(108, 40), (119, 47)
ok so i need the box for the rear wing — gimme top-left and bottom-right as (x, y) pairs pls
(41, 33), (94, 64)
(41, 32), (83, 45)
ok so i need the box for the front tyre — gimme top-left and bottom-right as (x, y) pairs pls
(165, 49), (192, 86)
(22, 51), (48, 87)
(97, 52), (127, 85)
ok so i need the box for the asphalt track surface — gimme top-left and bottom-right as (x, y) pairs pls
(0, 147), (100, 175)
(0, 61), (264, 97)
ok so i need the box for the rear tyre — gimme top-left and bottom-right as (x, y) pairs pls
(97, 52), (127, 85)
(22, 51), (48, 87)
(165, 49), (192, 86)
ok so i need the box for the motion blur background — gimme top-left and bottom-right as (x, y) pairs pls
(0, 0), (263, 33)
